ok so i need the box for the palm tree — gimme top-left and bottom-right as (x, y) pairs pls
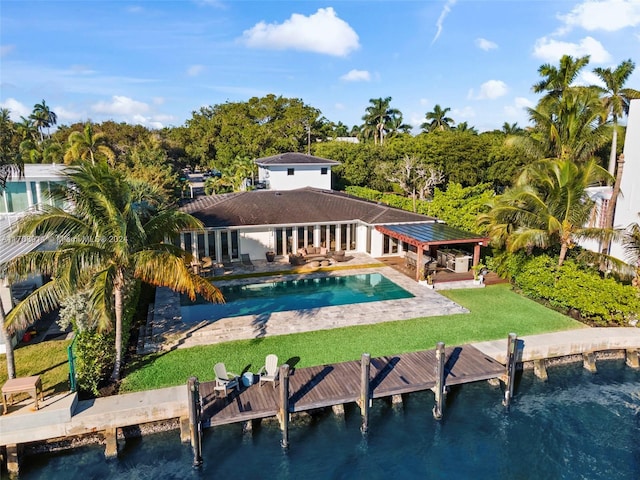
(5, 161), (224, 381)
(455, 122), (478, 134)
(501, 122), (523, 135)
(15, 117), (38, 143)
(64, 122), (116, 166)
(523, 87), (609, 163)
(592, 59), (640, 176)
(386, 113), (412, 138)
(361, 97), (401, 145)
(421, 104), (454, 133)
(533, 54), (591, 102)
(479, 158), (612, 266)
(30, 99), (57, 142)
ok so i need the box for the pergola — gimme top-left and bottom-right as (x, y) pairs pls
(375, 222), (489, 281)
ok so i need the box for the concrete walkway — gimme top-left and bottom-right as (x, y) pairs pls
(2, 327), (639, 450)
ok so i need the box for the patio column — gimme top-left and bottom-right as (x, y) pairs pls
(415, 248), (423, 282)
(473, 243), (481, 267)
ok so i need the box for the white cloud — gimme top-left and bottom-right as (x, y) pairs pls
(558, 0), (640, 33)
(92, 95), (150, 116)
(0, 98), (30, 119)
(69, 64), (96, 75)
(241, 7), (360, 57)
(340, 69), (370, 82)
(334, 103), (345, 110)
(419, 98), (430, 107)
(504, 97), (534, 118)
(152, 97), (165, 105)
(126, 6), (144, 14)
(1, 45), (15, 57)
(475, 38), (497, 51)
(54, 106), (85, 123)
(468, 80), (508, 100)
(533, 36), (611, 63)
(187, 64), (205, 77)
(453, 106), (476, 119)
(578, 70), (604, 87)
(432, 0), (457, 44)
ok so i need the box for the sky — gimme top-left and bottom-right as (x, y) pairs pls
(1, 0), (640, 133)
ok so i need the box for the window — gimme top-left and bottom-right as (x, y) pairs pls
(321, 168), (328, 175)
(287, 168), (295, 176)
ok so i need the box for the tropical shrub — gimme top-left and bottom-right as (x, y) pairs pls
(509, 254), (639, 326)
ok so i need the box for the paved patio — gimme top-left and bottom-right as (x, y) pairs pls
(142, 253), (474, 352)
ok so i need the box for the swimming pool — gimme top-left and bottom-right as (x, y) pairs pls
(180, 273), (414, 322)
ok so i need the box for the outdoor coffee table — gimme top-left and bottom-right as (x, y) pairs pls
(2, 375), (44, 414)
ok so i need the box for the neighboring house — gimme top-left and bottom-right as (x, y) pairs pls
(583, 99), (639, 264)
(255, 153), (340, 191)
(0, 164), (67, 353)
(179, 187), (487, 273)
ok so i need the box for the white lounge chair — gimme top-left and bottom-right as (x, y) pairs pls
(214, 362), (240, 397)
(258, 354), (279, 388)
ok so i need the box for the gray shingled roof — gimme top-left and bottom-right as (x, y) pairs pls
(180, 188), (435, 227)
(254, 153), (340, 166)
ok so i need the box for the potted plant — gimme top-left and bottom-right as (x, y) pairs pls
(265, 251), (276, 262)
(471, 263), (486, 285)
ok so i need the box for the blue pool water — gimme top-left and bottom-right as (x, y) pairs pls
(19, 360), (640, 479)
(180, 273), (414, 322)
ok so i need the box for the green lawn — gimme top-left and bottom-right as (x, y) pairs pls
(119, 283), (583, 393)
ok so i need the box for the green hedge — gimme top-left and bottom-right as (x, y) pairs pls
(508, 254), (639, 326)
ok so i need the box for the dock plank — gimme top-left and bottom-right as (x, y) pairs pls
(201, 344), (505, 427)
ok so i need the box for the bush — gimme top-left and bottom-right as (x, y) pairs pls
(510, 254), (639, 326)
(75, 330), (116, 396)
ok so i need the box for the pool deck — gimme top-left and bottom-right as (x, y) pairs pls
(143, 254), (473, 352)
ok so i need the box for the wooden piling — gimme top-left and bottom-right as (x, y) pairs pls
(582, 352), (597, 372)
(358, 353), (371, 434)
(533, 359), (548, 381)
(104, 428), (118, 458)
(277, 364), (290, 449)
(503, 333), (518, 407)
(625, 349), (639, 368)
(432, 342), (446, 420)
(6, 444), (19, 476)
(332, 404), (345, 416)
(179, 416), (190, 443)
(187, 376), (203, 467)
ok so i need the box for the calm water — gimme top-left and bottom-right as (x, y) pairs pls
(20, 360), (640, 479)
(180, 273), (414, 322)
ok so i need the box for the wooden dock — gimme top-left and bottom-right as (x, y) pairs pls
(200, 344), (506, 427)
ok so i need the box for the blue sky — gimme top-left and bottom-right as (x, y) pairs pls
(2, 0), (639, 133)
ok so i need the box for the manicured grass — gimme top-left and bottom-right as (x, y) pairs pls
(0, 339), (73, 400)
(119, 284), (583, 393)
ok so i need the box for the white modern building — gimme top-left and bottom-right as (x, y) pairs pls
(255, 153), (340, 191)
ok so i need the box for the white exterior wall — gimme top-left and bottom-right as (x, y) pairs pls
(260, 165), (332, 190)
(239, 229), (275, 258)
(370, 228), (385, 257)
(610, 99), (640, 262)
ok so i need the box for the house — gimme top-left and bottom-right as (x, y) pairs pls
(583, 99), (639, 265)
(255, 153), (340, 191)
(0, 164), (67, 352)
(179, 186), (488, 278)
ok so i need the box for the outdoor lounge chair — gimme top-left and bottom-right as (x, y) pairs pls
(240, 253), (255, 270)
(213, 362), (240, 397)
(257, 354), (279, 388)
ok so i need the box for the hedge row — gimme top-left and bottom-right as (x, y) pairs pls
(502, 253), (639, 326)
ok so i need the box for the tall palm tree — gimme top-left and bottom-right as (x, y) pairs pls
(592, 59), (640, 176)
(64, 122), (116, 165)
(421, 104), (454, 133)
(501, 122), (523, 135)
(361, 97), (400, 145)
(386, 113), (412, 138)
(533, 54), (591, 102)
(30, 99), (57, 142)
(5, 161), (224, 381)
(478, 158), (612, 266)
(523, 87), (609, 163)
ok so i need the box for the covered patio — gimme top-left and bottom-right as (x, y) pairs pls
(375, 222), (489, 282)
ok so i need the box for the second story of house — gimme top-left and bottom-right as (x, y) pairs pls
(1, 164), (68, 230)
(255, 153), (340, 191)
